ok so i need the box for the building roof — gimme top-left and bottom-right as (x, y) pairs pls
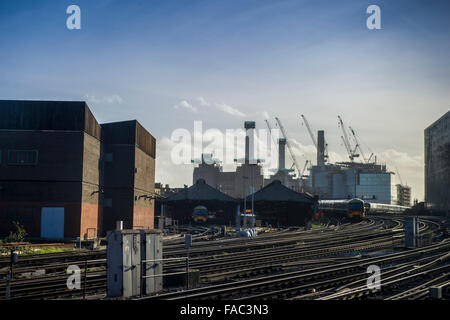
(0, 100), (101, 139)
(247, 180), (314, 203)
(164, 179), (236, 202)
(0, 100), (156, 158)
(425, 110), (450, 132)
(101, 120), (156, 158)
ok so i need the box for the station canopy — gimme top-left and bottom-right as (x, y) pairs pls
(246, 180), (314, 203)
(163, 179), (236, 203)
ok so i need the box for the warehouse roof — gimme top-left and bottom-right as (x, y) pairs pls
(164, 179), (236, 202)
(246, 180), (314, 203)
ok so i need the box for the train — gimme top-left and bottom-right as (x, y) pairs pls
(192, 205), (208, 223)
(365, 202), (410, 214)
(318, 199), (410, 222)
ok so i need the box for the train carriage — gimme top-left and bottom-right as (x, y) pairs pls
(318, 198), (409, 222)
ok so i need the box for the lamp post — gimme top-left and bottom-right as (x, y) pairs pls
(251, 166), (255, 228)
(243, 176), (248, 228)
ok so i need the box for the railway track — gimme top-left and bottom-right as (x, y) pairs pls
(140, 239), (450, 300)
(0, 217), (445, 300)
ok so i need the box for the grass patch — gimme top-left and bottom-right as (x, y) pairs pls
(32, 247), (75, 255)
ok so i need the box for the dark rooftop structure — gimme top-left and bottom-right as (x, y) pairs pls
(247, 180), (314, 203)
(246, 180), (316, 227)
(162, 179), (237, 226)
(164, 179), (235, 202)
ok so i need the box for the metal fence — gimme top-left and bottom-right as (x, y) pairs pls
(140, 256), (189, 297)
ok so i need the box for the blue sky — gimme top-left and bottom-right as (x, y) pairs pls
(1, 0), (449, 201)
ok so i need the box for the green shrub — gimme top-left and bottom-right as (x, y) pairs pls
(7, 221), (28, 243)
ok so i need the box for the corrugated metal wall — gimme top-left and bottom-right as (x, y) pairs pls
(0, 100), (86, 131)
(136, 121), (156, 159)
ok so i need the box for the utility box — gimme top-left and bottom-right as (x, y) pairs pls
(405, 217), (419, 247)
(140, 230), (163, 295)
(107, 230), (142, 298)
(429, 286), (442, 299)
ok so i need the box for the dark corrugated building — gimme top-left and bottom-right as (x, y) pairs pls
(425, 110), (450, 213)
(246, 180), (315, 227)
(162, 179), (237, 225)
(0, 100), (156, 239)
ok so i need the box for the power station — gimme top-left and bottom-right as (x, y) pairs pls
(193, 116), (410, 205)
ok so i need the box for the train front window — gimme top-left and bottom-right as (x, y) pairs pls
(349, 202), (363, 210)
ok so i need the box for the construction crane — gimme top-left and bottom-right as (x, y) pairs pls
(275, 117), (303, 177)
(265, 119), (278, 147)
(338, 115), (359, 162)
(395, 166), (403, 185)
(301, 160), (309, 177)
(348, 126), (365, 162)
(300, 115), (317, 149)
(301, 114), (329, 163)
(349, 126), (375, 163)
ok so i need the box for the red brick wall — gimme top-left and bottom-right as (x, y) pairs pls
(80, 203), (102, 239)
(133, 206), (154, 229)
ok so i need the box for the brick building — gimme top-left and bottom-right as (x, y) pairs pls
(0, 100), (156, 239)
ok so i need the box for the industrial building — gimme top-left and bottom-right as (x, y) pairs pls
(308, 161), (395, 203)
(193, 120), (303, 199)
(0, 100), (156, 239)
(425, 110), (450, 212)
(263, 138), (301, 191)
(193, 121), (266, 199)
(396, 184), (411, 207)
(306, 126), (396, 204)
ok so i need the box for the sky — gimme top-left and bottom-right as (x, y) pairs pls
(1, 0), (449, 201)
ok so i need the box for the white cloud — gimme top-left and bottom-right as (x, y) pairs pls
(175, 96), (246, 117)
(215, 103), (246, 117)
(83, 94), (123, 104)
(197, 96), (208, 107)
(174, 100), (198, 113)
(155, 137), (194, 187)
(377, 148), (424, 201)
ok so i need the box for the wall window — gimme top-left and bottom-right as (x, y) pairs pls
(7, 150), (38, 165)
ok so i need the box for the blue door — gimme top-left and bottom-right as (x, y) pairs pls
(40, 207), (65, 239)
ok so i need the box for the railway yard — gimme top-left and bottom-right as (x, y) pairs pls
(0, 215), (449, 301)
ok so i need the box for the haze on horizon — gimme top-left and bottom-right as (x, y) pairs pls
(1, 0), (449, 202)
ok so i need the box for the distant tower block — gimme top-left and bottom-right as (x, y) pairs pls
(278, 138), (286, 169)
(317, 130), (325, 166)
(244, 121), (256, 164)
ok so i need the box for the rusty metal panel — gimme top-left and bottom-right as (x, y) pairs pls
(83, 104), (101, 140)
(135, 121), (156, 159)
